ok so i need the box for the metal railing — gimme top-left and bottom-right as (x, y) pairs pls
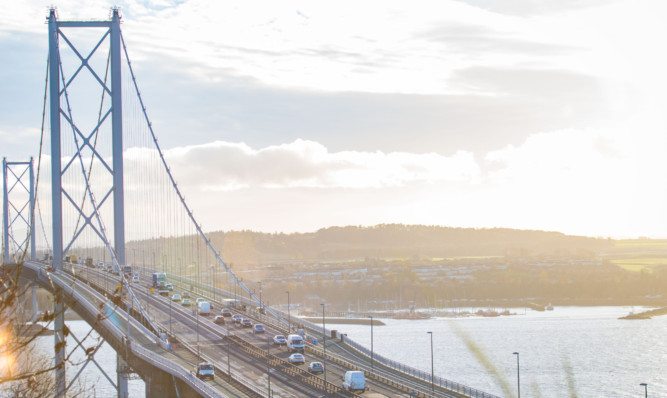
(26, 262), (228, 398)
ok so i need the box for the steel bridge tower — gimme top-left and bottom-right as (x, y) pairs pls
(47, 8), (129, 397)
(2, 158), (35, 264)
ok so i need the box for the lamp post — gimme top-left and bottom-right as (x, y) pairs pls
(226, 323), (231, 376)
(513, 352), (520, 398)
(427, 331), (434, 393)
(285, 291), (291, 333)
(267, 368), (274, 398)
(258, 281), (263, 313)
(368, 315), (374, 371)
(321, 303), (326, 356)
(196, 305), (200, 362)
(640, 383), (648, 398)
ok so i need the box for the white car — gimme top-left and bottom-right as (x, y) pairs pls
(273, 335), (286, 345)
(288, 353), (305, 365)
(171, 294), (182, 302)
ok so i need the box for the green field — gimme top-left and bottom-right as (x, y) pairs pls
(614, 239), (667, 248)
(611, 258), (667, 273)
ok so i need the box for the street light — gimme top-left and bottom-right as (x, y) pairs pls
(368, 315), (374, 371)
(513, 352), (520, 398)
(226, 323), (231, 376)
(427, 331), (434, 393)
(640, 383), (648, 398)
(321, 303), (326, 356)
(258, 281), (263, 313)
(285, 291), (291, 333)
(267, 367), (275, 397)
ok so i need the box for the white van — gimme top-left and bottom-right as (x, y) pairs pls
(343, 370), (366, 392)
(198, 301), (211, 316)
(286, 334), (304, 353)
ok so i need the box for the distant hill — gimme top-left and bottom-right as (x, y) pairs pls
(210, 224), (613, 264)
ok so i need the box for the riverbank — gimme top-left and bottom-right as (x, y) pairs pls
(299, 317), (385, 325)
(619, 306), (667, 319)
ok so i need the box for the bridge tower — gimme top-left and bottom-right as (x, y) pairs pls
(47, 8), (128, 397)
(2, 158), (36, 264)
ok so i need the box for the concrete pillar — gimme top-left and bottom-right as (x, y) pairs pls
(117, 354), (129, 398)
(31, 284), (38, 322)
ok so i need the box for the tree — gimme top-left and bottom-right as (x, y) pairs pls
(0, 260), (117, 397)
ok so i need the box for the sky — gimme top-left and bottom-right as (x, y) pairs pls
(2, 0), (667, 238)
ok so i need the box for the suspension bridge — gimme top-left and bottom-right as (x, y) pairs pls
(1, 8), (500, 398)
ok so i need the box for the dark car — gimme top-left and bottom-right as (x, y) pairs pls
(308, 362), (324, 374)
(214, 315), (225, 325)
(241, 318), (252, 328)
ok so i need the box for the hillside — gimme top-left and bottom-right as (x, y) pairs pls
(213, 224), (613, 265)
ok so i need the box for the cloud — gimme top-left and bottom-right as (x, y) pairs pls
(150, 139), (480, 191)
(455, 0), (614, 17)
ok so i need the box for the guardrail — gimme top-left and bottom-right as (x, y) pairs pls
(25, 262), (229, 398)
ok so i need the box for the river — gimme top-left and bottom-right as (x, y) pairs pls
(33, 321), (145, 396)
(32, 306), (666, 397)
(332, 306), (667, 397)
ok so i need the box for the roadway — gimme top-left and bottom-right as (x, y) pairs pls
(68, 263), (478, 398)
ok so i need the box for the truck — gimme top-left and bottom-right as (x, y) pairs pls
(122, 265), (132, 276)
(152, 273), (167, 288)
(222, 299), (240, 308)
(286, 334), (304, 353)
(198, 301), (211, 316)
(342, 371), (366, 393)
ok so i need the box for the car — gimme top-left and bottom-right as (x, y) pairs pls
(181, 298), (192, 306)
(288, 353), (305, 365)
(232, 314), (243, 323)
(171, 294), (182, 302)
(221, 308), (232, 317)
(166, 283), (173, 291)
(241, 319), (252, 328)
(253, 324), (265, 334)
(214, 315), (226, 325)
(273, 335), (287, 345)
(132, 275), (139, 283)
(196, 298), (205, 304)
(308, 362), (324, 374)
(195, 362), (215, 380)
(182, 291), (191, 298)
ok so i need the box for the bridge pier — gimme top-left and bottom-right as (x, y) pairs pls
(140, 363), (200, 398)
(54, 300), (66, 396)
(117, 355), (130, 398)
(31, 284), (38, 322)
